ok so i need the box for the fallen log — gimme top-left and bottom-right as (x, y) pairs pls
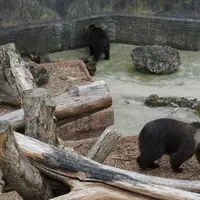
(55, 80), (112, 120)
(13, 131), (200, 200)
(57, 107), (114, 140)
(0, 80), (112, 130)
(50, 184), (149, 200)
(23, 88), (57, 145)
(87, 125), (122, 163)
(0, 43), (35, 106)
(0, 120), (53, 200)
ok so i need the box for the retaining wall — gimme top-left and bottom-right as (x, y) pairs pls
(0, 14), (200, 54)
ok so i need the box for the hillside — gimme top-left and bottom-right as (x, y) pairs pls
(0, 0), (199, 28)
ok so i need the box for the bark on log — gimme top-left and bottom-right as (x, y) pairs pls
(50, 184), (149, 200)
(0, 43), (35, 106)
(55, 80), (112, 120)
(0, 80), (112, 130)
(57, 107), (114, 140)
(23, 88), (57, 145)
(14, 131), (200, 200)
(0, 120), (53, 200)
(0, 79), (21, 106)
(87, 125), (122, 163)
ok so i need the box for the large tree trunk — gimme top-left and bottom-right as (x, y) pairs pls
(0, 43), (35, 106)
(0, 121), (53, 200)
(0, 80), (112, 130)
(23, 88), (57, 145)
(14, 131), (200, 200)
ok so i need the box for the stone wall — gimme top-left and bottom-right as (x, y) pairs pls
(114, 15), (200, 51)
(0, 14), (200, 54)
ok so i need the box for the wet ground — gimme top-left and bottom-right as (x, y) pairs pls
(50, 43), (200, 136)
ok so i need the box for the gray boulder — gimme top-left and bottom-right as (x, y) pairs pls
(131, 45), (181, 75)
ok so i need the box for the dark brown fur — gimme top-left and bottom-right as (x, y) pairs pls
(137, 118), (200, 173)
(84, 24), (110, 62)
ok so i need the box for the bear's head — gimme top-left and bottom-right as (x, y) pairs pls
(83, 24), (96, 34)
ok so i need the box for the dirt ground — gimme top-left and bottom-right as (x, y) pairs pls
(65, 136), (200, 180)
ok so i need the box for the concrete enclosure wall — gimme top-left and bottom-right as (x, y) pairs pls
(0, 14), (200, 54)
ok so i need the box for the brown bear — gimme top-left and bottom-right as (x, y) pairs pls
(83, 24), (110, 62)
(136, 118), (200, 173)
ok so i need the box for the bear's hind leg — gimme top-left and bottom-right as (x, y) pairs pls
(170, 156), (184, 173)
(93, 49), (101, 62)
(104, 44), (110, 60)
(89, 45), (94, 56)
(170, 143), (194, 173)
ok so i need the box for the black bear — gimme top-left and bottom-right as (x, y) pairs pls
(136, 118), (200, 173)
(83, 24), (110, 62)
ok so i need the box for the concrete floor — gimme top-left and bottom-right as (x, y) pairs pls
(50, 43), (200, 136)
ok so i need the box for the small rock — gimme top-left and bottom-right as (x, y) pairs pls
(124, 100), (130, 104)
(145, 94), (200, 110)
(80, 57), (97, 76)
(131, 45), (181, 75)
(26, 63), (49, 87)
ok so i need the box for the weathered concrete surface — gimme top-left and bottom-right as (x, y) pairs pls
(50, 43), (200, 136)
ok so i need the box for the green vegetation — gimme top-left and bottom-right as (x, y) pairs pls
(194, 105), (200, 117)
